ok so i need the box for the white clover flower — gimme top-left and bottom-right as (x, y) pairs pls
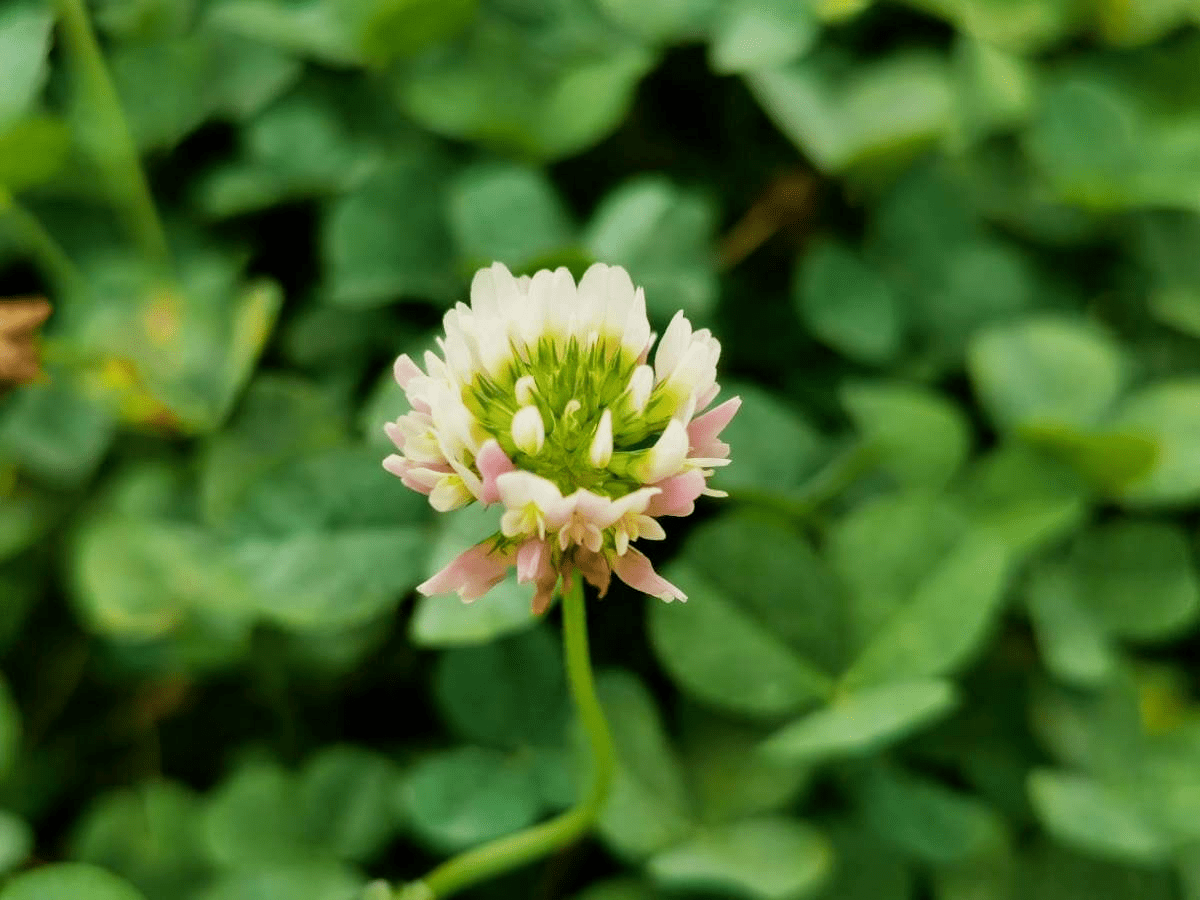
(384, 262), (739, 614)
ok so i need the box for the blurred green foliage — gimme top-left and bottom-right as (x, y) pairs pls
(4, 0), (1200, 898)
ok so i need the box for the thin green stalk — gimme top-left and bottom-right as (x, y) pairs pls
(0, 191), (85, 295)
(54, 0), (171, 271)
(396, 578), (615, 900)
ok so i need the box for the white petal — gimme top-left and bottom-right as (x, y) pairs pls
(576, 263), (609, 338)
(625, 365), (654, 414)
(430, 475), (472, 511)
(470, 265), (500, 320)
(514, 375), (537, 405)
(602, 265), (636, 339)
(497, 471), (572, 523)
(637, 419), (689, 482)
(621, 286), (651, 357)
(542, 267), (576, 343)
(589, 409), (613, 467)
(654, 311), (692, 381)
(637, 515), (667, 540)
(511, 406), (546, 455)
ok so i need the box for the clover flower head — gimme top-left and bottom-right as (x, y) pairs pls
(383, 262), (739, 614)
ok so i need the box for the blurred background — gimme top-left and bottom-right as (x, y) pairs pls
(3, 0), (1200, 898)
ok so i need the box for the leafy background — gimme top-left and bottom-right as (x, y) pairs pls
(3, 0), (1200, 898)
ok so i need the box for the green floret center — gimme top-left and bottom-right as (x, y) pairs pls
(461, 334), (673, 497)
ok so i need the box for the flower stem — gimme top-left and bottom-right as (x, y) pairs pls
(54, 0), (172, 272)
(396, 578), (615, 900)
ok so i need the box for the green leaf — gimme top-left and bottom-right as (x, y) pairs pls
(649, 565), (834, 718)
(1068, 519), (1200, 640)
(1025, 563), (1117, 687)
(648, 818), (832, 900)
(399, 746), (542, 851)
(762, 679), (959, 763)
(584, 176), (718, 321)
(828, 491), (965, 651)
(434, 625), (567, 749)
(1131, 211), (1200, 338)
(1019, 426), (1158, 496)
(0, 116), (70, 192)
(860, 767), (1006, 865)
(409, 504), (538, 647)
(679, 714), (810, 825)
(708, 0), (818, 74)
(203, 761), (306, 867)
(1028, 769), (1173, 864)
(396, 22), (652, 161)
(206, 0), (361, 66)
(1112, 380), (1200, 506)
(595, 0), (712, 42)
(322, 154), (457, 307)
(1023, 77), (1143, 210)
(595, 670), (694, 860)
(956, 444), (1089, 558)
(649, 513), (842, 717)
(0, 864), (147, 900)
(58, 250), (281, 432)
(0, 372), (115, 488)
(196, 88), (379, 217)
(967, 317), (1126, 432)
(842, 530), (1011, 689)
(296, 746), (402, 862)
(352, 0), (478, 64)
(0, 1), (53, 128)
(71, 781), (210, 899)
(197, 863), (363, 900)
(795, 240), (902, 364)
(448, 162), (575, 270)
(748, 52), (955, 174)
(71, 514), (250, 639)
(842, 381), (970, 488)
(0, 811), (31, 876)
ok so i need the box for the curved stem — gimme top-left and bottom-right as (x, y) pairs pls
(54, 0), (172, 272)
(398, 578), (615, 900)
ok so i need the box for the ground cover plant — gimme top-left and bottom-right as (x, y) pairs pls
(4, 0), (1200, 898)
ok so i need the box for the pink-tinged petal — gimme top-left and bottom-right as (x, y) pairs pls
(516, 539), (551, 584)
(393, 354), (423, 389)
(687, 396), (741, 459)
(612, 548), (687, 602)
(475, 439), (516, 504)
(645, 469), (706, 518)
(384, 421), (405, 451)
(383, 455), (452, 495)
(418, 542), (512, 602)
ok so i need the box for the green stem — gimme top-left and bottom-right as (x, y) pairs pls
(54, 0), (171, 271)
(0, 191), (86, 295)
(398, 578), (615, 900)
